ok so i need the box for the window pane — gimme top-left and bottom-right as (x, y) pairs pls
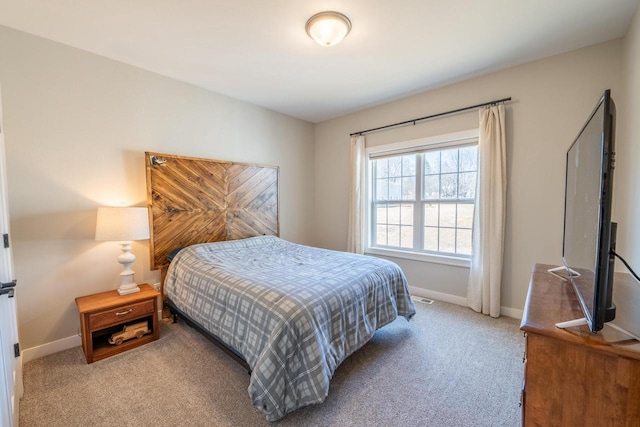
(401, 176), (415, 200)
(376, 159), (389, 178)
(439, 228), (456, 253)
(440, 174), (458, 199)
(375, 202), (415, 249)
(389, 177), (401, 200)
(459, 172), (476, 199)
(459, 146), (477, 172)
(402, 155), (416, 176)
(387, 204), (400, 224)
(441, 149), (459, 173)
(424, 203), (438, 227)
(376, 225), (387, 246)
(387, 225), (400, 246)
(457, 229), (472, 255)
(376, 178), (388, 201)
(424, 226), (438, 251)
(400, 226), (413, 248)
(424, 175), (439, 199)
(424, 151), (440, 174)
(401, 204), (414, 226)
(457, 204), (474, 228)
(376, 205), (387, 224)
(439, 204), (456, 227)
(388, 157), (402, 178)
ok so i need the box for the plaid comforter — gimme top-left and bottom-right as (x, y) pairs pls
(164, 236), (416, 421)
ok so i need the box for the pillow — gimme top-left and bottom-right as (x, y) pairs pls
(166, 247), (184, 262)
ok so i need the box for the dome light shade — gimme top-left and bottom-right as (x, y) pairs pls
(305, 11), (352, 47)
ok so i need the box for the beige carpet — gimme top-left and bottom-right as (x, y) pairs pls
(19, 300), (524, 426)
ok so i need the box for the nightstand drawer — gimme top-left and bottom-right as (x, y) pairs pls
(89, 299), (155, 330)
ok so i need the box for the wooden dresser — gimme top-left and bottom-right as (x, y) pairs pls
(520, 264), (640, 426)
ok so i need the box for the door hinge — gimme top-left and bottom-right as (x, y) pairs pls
(0, 280), (16, 298)
(1, 279), (15, 289)
(14, 343), (19, 358)
(3, 234), (8, 248)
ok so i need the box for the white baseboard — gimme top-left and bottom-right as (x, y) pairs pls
(410, 286), (468, 306)
(22, 334), (81, 363)
(499, 306), (524, 319)
(409, 286), (523, 319)
(22, 310), (165, 362)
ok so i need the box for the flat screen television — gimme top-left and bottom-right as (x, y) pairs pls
(561, 89), (617, 333)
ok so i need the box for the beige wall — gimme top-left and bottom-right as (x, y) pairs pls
(0, 26), (315, 350)
(619, 2), (640, 276)
(616, 6), (640, 336)
(314, 40), (624, 313)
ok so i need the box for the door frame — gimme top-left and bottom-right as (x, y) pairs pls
(0, 83), (23, 427)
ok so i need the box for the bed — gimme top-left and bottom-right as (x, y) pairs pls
(164, 236), (415, 421)
(146, 152), (416, 421)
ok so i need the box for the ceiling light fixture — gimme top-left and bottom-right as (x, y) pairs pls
(305, 11), (352, 47)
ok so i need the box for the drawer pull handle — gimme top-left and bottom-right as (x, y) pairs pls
(115, 309), (133, 316)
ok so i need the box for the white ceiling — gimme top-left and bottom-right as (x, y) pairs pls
(0, 0), (638, 123)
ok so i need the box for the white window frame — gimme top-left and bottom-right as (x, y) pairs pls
(364, 129), (479, 268)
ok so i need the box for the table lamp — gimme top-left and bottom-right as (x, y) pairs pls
(95, 206), (150, 295)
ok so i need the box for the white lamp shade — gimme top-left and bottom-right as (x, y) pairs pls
(306, 11), (351, 47)
(95, 206), (150, 242)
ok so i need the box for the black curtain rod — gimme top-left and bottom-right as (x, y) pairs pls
(350, 97), (512, 136)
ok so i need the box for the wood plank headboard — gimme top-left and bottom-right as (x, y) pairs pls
(145, 152), (279, 272)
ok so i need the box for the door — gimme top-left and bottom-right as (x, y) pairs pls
(0, 84), (22, 427)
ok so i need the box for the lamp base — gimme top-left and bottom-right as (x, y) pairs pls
(117, 285), (141, 296)
(117, 242), (141, 296)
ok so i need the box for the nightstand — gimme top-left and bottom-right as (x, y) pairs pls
(75, 284), (160, 363)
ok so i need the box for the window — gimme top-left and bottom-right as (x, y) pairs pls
(366, 130), (479, 266)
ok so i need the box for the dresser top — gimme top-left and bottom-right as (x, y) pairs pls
(521, 264), (640, 360)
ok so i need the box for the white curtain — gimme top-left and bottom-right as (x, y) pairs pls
(467, 104), (507, 317)
(347, 135), (366, 254)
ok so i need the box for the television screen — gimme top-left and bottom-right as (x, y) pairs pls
(562, 90), (616, 332)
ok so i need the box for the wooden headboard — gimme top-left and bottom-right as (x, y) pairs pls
(145, 152), (279, 272)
